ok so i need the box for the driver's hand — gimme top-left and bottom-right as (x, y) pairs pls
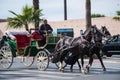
(43, 30), (47, 33)
(48, 30), (51, 32)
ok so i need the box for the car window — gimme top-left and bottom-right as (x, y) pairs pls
(118, 35), (120, 42)
(107, 35), (118, 42)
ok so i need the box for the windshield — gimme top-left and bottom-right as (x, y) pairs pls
(107, 35), (118, 42)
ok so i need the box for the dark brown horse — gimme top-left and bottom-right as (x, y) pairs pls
(83, 25), (111, 72)
(51, 25), (111, 73)
(51, 36), (89, 73)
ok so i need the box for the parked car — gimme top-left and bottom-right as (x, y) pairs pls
(102, 34), (120, 57)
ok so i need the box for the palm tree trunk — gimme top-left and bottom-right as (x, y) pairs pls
(25, 23), (29, 31)
(85, 0), (92, 29)
(33, 0), (39, 30)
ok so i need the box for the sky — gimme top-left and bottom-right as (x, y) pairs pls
(0, 0), (120, 21)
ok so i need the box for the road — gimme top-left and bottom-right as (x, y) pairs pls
(0, 55), (120, 80)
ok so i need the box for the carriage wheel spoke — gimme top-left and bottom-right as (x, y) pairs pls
(36, 50), (49, 71)
(0, 46), (13, 69)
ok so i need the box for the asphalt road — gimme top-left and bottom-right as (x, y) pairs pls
(0, 55), (120, 80)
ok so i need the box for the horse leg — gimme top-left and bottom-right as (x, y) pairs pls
(80, 56), (85, 73)
(77, 60), (81, 72)
(86, 53), (93, 72)
(70, 64), (73, 72)
(96, 53), (106, 71)
(59, 61), (64, 72)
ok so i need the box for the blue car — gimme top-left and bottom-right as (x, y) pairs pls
(102, 34), (120, 57)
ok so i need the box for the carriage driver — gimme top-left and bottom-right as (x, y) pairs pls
(39, 19), (53, 45)
(39, 19), (53, 37)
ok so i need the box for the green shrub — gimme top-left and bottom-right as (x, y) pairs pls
(117, 11), (120, 16)
(91, 14), (105, 18)
(113, 16), (120, 21)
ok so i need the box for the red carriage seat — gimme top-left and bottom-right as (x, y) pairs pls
(5, 31), (31, 55)
(31, 32), (43, 41)
(5, 31), (31, 49)
(14, 34), (30, 49)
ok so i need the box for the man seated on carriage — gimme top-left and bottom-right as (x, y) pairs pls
(39, 19), (53, 45)
(39, 19), (53, 36)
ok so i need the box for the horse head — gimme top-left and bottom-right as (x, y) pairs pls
(83, 25), (98, 42)
(51, 51), (61, 63)
(51, 39), (68, 63)
(101, 26), (111, 39)
(51, 46), (69, 63)
(91, 25), (97, 34)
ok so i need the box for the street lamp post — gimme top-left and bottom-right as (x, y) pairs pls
(64, 0), (67, 20)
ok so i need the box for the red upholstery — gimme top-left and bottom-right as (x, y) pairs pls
(31, 32), (43, 41)
(14, 34), (30, 49)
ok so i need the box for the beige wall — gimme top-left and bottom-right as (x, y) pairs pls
(0, 17), (120, 37)
(49, 17), (120, 37)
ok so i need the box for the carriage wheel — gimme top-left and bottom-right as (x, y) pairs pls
(0, 46), (13, 69)
(21, 56), (35, 67)
(36, 50), (49, 71)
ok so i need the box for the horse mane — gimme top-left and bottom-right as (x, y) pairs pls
(94, 26), (105, 36)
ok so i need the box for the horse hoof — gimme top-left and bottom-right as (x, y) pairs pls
(84, 68), (88, 74)
(81, 69), (85, 74)
(103, 68), (106, 71)
(59, 68), (64, 72)
(60, 69), (64, 72)
(86, 66), (90, 73)
(71, 70), (73, 72)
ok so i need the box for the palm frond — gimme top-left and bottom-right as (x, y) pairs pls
(9, 10), (19, 17)
(7, 17), (23, 29)
(32, 9), (43, 23)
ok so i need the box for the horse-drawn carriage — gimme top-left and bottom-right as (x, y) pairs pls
(0, 30), (60, 70)
(0, 26), (111, 73)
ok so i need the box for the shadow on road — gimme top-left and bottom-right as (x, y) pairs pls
(0, 66), (120, 80)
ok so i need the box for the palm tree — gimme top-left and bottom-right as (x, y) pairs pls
(85, 0), (92, 29)
(7, 5), (33, 31)
(33, 0), (40, 30)
(7, 5), (43, 32)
